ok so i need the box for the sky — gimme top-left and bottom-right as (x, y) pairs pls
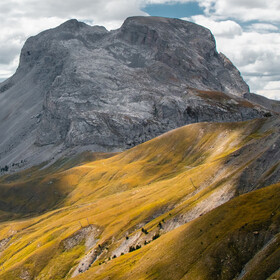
(0, 0), (279, 100)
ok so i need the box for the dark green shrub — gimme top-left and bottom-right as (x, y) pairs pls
(129, 246), (135, 252)
(152, 233), (160, 240)
(141, 228), (148, 234)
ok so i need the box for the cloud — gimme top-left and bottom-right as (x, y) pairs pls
(1, 0), (146, 24)
(263, 81), (280, 91)
(0, 56), (19, 80)
(188, 14), (280, 99)
(247, 23), (279, 33)
(257, 91), (280, 100)
(197, 0), (280, 22)
(185, 15), (242, 38)
(145, 0), (193, 4)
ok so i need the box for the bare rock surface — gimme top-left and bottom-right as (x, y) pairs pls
(0, 16), (274, 169)
(243, 92), (280, 113)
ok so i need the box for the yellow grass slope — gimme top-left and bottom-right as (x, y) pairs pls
(0, 117), (279, 280)
(76, 182), (280, 280)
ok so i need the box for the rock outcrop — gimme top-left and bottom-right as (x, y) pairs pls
(0, 16), (274, 169)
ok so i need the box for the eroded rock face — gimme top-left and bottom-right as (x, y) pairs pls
(0, 17), (272, 169)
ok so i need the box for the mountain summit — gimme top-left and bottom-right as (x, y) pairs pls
(0, 16), (275, 169)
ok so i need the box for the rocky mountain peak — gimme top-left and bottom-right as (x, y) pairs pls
(119, 16), (215, 45)
(114, 16), (248, 95)
(0, 16), (275, 171)
(58, 18), (87, 30)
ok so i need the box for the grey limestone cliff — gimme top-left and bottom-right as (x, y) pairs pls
(0, 16), (274, 169)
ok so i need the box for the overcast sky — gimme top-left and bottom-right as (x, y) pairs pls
(0, 0), (279, 100)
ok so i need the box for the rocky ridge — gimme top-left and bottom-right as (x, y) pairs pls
(0, 16), (277, 170)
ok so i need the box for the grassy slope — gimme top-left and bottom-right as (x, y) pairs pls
(0, 151), (116, 220)
(76, 182), (280, 280)
(0, 118), (279, 279)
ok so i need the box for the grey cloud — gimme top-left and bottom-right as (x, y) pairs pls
(236, 49), (273, 67)
(7, 0), (146, 22)
(228, 0), (266, 9)
(0, 1), (14, 14)
(0, 46), (20, 64)
(200, 0), (280, 22)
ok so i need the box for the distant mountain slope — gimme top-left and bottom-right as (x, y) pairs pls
(0, 16), (273, 170)
(244, 92), (280, 113)
(0, 117), (279, 280)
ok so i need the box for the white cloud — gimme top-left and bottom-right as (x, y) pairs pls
(0, 56), (19, 80)
(263, 81), (280, 91)
(0, 0), (148, 29)
(256, 90), (280, 101)
(199, 0), (280, 22)
(220, 31), (280, 99)
(255, 81), (280, 100)
(186, 15), (242, 38)
(188, 14), (280, 99)
(248, 23), (279, 33)
(216, 32), (280, 68)
(145, 0), (193, 3)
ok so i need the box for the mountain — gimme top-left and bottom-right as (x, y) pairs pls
(0, 117), (279, 279)
(0, 16), (279, 280)
(0, 16), (276, 171)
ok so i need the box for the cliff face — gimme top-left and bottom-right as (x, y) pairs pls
(0, 17), (271, 169)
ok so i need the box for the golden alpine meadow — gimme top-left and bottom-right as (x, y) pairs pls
(0, 117), (279, 279)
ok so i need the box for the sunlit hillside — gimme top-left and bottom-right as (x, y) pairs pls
(76, 182), (280, 280)
(0, 117), (279, 280)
